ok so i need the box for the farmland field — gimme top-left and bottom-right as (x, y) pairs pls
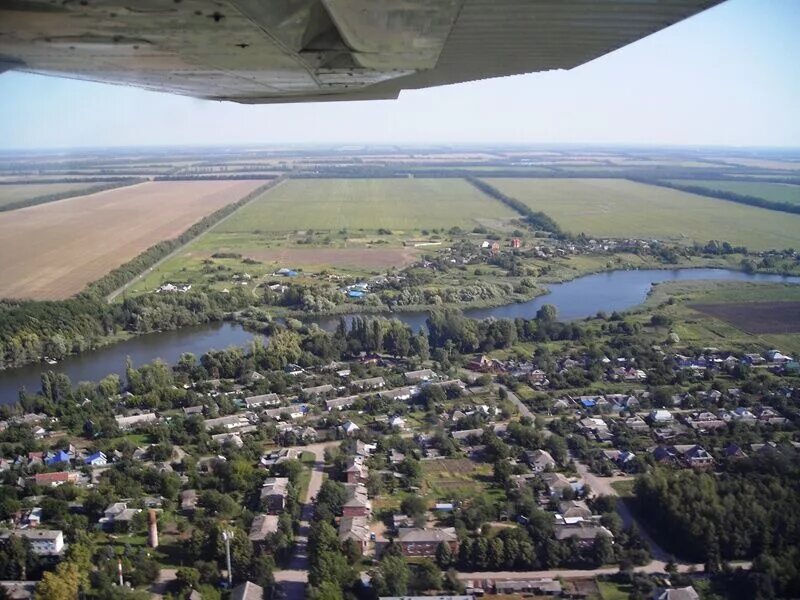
(483, 178), (800, 250)
(0, 182), (105, 209)
(689, 301), (800, 334)
(0, 180), (264, 300)
(216, 178), (516, 232)
(665, 179), (800, 205)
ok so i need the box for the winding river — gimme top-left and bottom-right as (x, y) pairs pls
(1, 268), (797, 404)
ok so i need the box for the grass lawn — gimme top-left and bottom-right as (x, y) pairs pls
(598, 581), (634, 600)
(295, 450), (317, 501)
(611, 480), (635, 498)
(666, 179), (800, 206)
(422, 458), (494, 498)
(216, 178), (517, 232)
(483, 178), (800, 250)
(99, 531), (195, 568)
(637, 280), (800, 355)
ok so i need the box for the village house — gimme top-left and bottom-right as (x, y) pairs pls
(180, 490), (198, 512)
(326, 395), (359, 411)
(0, 529), (64, 556)
(263, 404), (307, 420)
(244, 393), (280, 409)
(579, 417), (613, 442)
(301, 384), (335, 400)
(451, 428), (484, 445)
(344, 456), (369, 485)
(527, 369), (548, 386)
(404, 369), (437, 383)
(351, 376), (385, 391)
(603, 449), (636, 470)
(33, 471), (79, 488)
(260, 447), (302, 468)
(339, 516), (371, 555)
(249, 514), (280, 544)
(83, 451), (107, 467)
(342, 483), (371, 518)
(652, 445), (714, 469)
(182, 405), (205, 417)
(624, 415), (650, 432)
(340, 420), (360, 437)
(554, 523), (613, 547)
(212, 432), (244, 448)
(231, 581), (265, 600)
(396, 527), (458, 557)
(101, 502), (140, 530)
(260, 477), (290, 513)
(115, 412), (158, 430)
(523, 449), (556, 472)
(202, 414), (253, 431)
(652, 587), (700, 600)
(379, 386), (420, 402)
(648, 409), (674, 423)
(540, 472), (578, 499)
(558, 500), (592, 520)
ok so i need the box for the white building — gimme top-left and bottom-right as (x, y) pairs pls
(0, 529), (64, 555)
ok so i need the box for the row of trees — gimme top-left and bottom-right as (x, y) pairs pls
(645, 178), (800, 216)
(0, 180), (141, 213)
(466, 177), (563, 234)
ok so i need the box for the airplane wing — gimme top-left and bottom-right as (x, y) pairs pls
(0, 0), (722, 104)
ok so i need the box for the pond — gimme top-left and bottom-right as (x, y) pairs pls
(1, 268), (797, 404)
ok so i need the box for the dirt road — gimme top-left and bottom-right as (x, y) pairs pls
(274, 440), (338, 599)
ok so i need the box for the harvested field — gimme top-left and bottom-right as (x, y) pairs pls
(0, 182), (103, 209)
(242, 246), (419, 270)
(0, 180), (263, 300)
(216, 178), (516, 232)
(690, 301), (800, 334)
(484, 178), (800, 250)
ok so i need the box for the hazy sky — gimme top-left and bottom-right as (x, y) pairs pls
(1, 0), (799, 150)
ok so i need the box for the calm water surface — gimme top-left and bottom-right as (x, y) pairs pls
(1, 268), (797, 403)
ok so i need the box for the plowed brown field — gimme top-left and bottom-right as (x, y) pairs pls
(0, 180), (263, 300)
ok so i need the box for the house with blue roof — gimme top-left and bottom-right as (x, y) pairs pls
(45, 450), (71, 466)
(85, 451), (107, 467)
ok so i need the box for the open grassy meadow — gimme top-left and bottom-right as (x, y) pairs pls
(666, 179), (800, 205)
(0, 180), (264, 300)
(0, 182), (105, 209)
(638, 280), (800, 355)
(483, 178), (800, 250)
(216, 178), (516, 233)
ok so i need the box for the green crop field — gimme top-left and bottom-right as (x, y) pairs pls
(666, 179), (800, 205)
(216, 178), (516, 232)
(483, 178), (800, 250)
(0, 182), (101, 209)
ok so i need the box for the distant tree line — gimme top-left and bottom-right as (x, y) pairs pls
(639, 178), (800, 216)
(154, 175), (278, 181)
(0, 179), (143, 213)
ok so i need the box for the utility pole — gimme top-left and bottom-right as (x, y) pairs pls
(222, 530), (233, 587)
